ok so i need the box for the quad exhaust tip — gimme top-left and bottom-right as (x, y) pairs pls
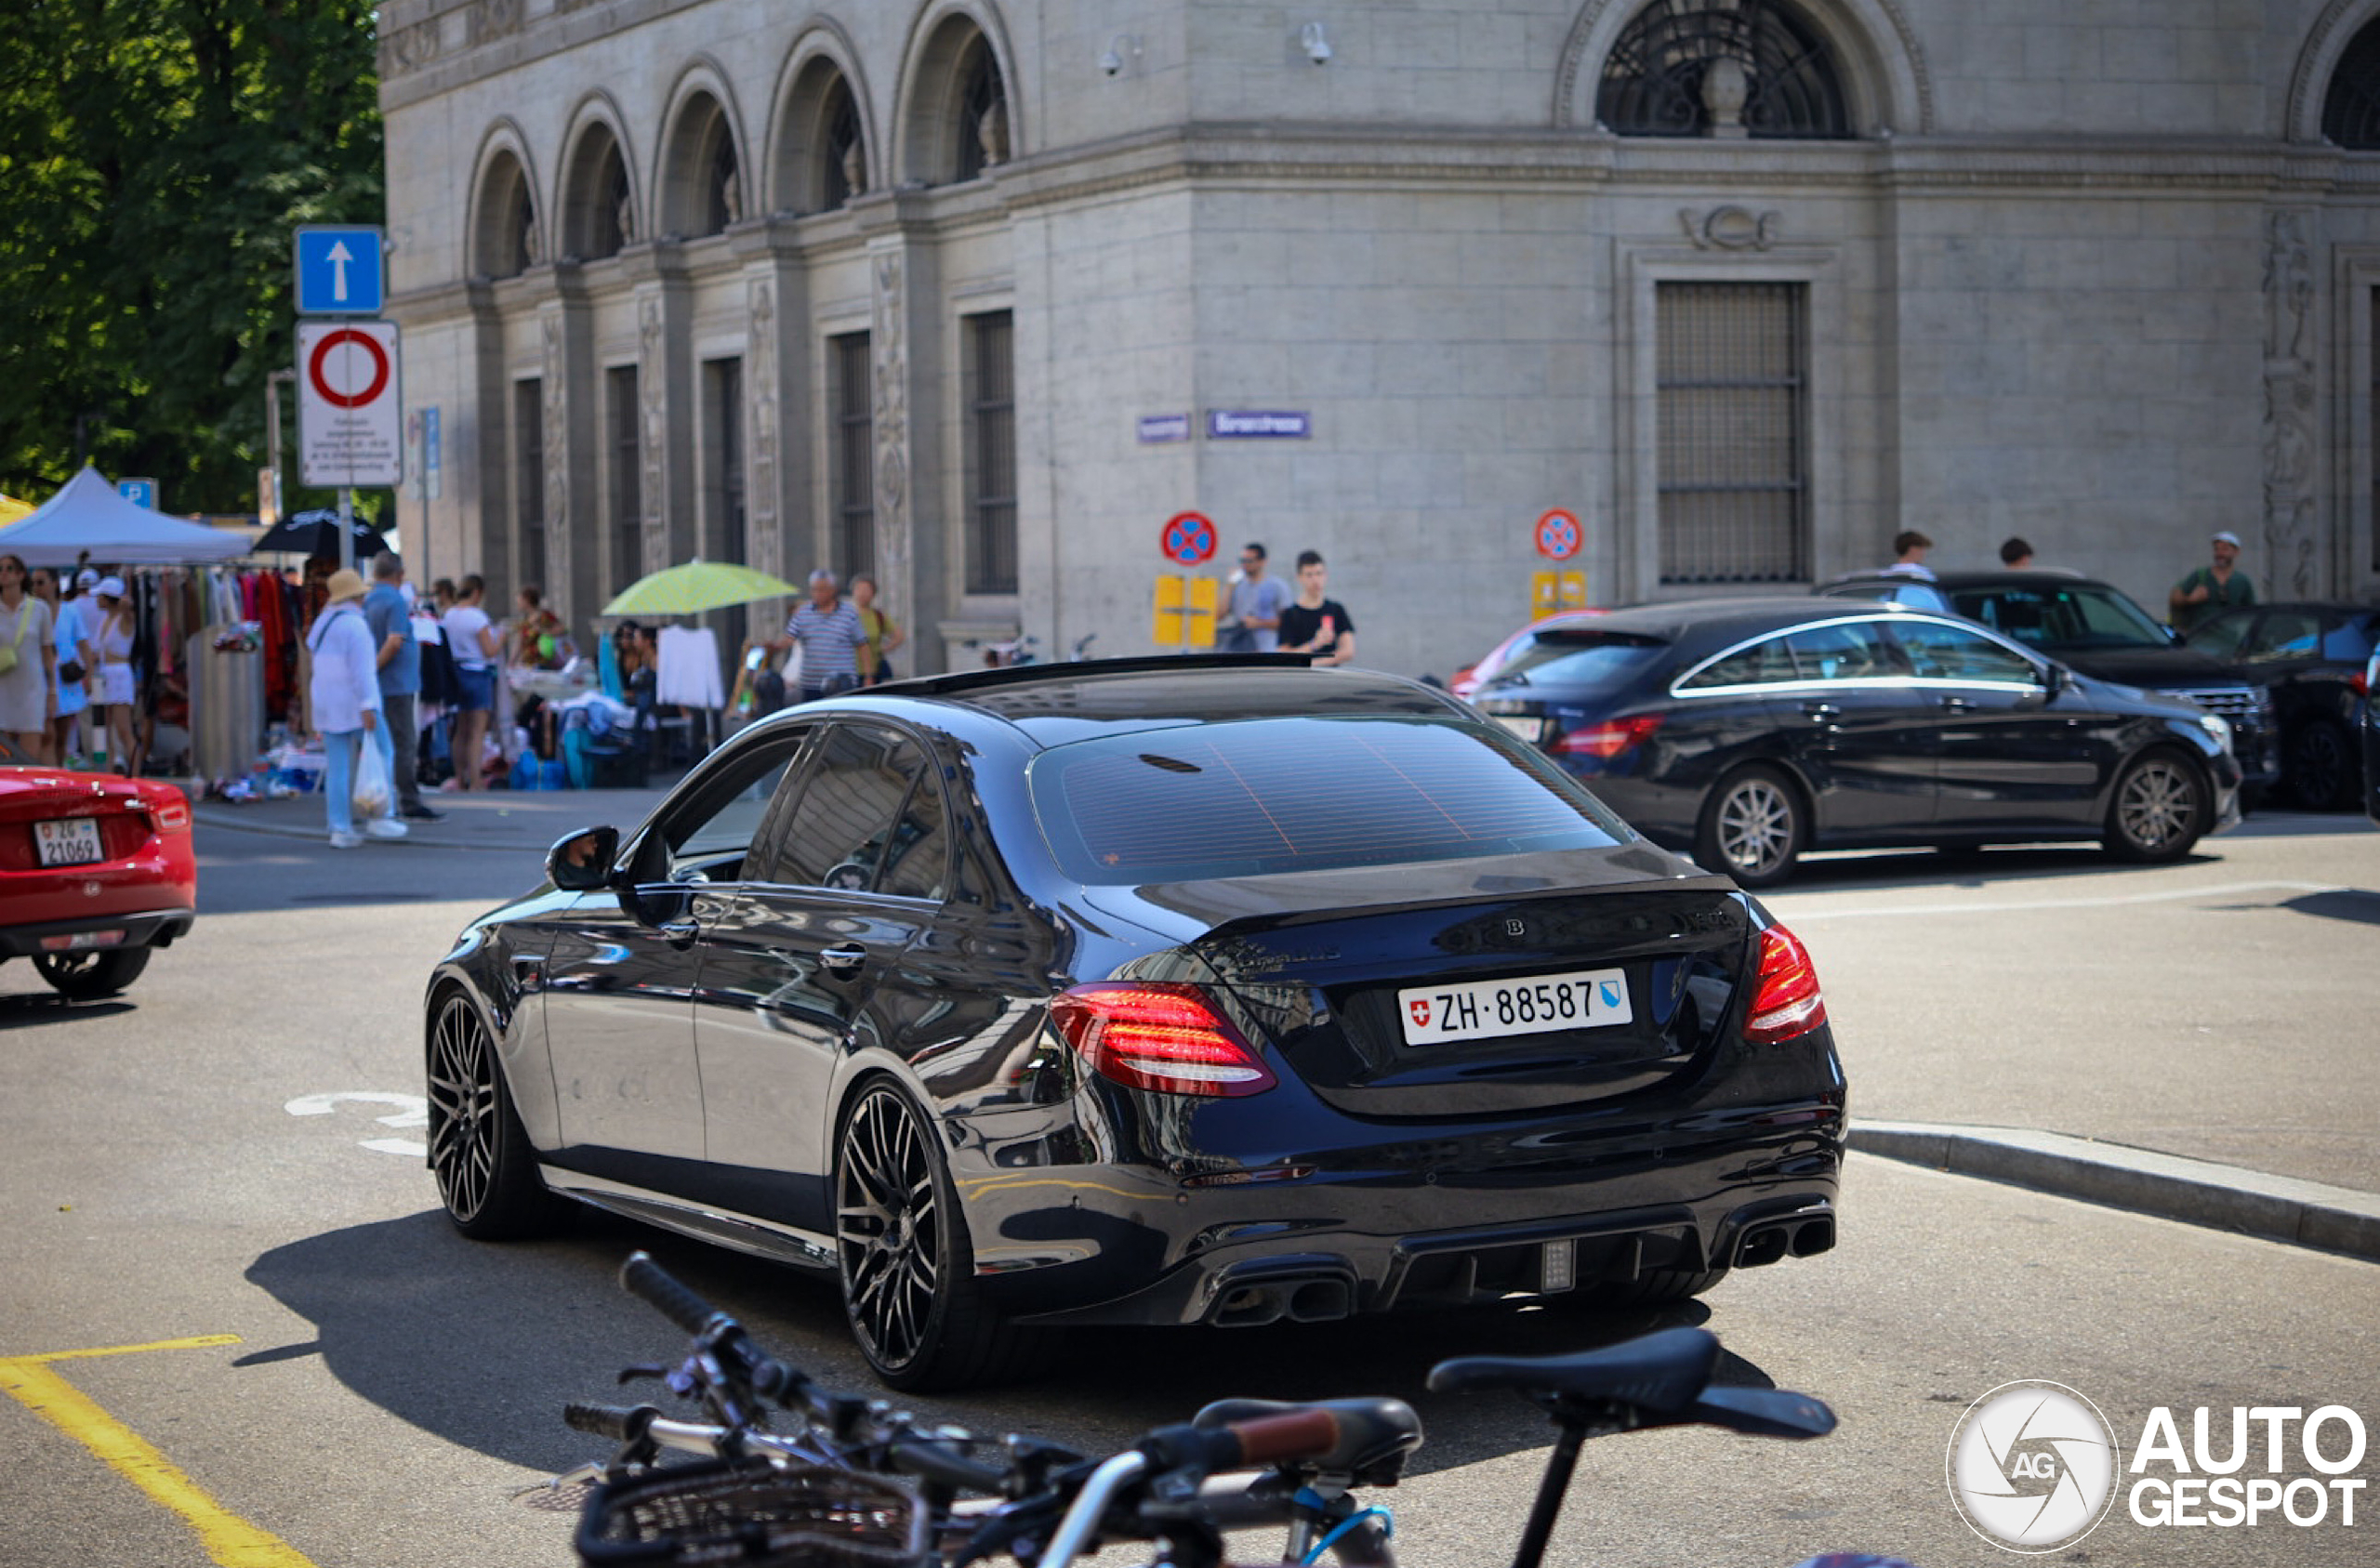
(1210, 1275), (1355, 1327)
(1733, 1215), (1834, 1268)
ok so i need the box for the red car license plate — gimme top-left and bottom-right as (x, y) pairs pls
(34, 819), (105, 867)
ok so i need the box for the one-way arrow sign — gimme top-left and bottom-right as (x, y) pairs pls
(294, 225), (384, 315)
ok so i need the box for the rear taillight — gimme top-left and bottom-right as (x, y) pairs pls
(1744, 925), (1827, 1046)
(1553, 714), (1663, 758)
(152, 802), (191, 834)
(1050, 982), (1277, 1098)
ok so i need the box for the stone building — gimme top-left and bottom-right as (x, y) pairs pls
(378, 0), (2380, 680)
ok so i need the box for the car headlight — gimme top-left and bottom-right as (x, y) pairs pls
(2198, 713), (2234, 753)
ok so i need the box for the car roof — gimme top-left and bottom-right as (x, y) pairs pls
(1560, 596), (1911, 642)
(1823, 568), (2104, 590)
(820, 656), (1467, 746)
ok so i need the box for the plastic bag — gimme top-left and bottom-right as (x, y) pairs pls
(352, 733), (392, 816)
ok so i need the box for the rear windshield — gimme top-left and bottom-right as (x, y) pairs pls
(1948, 586), (2166, 651)
(1029, 716), (1629, 885)
(1484, 630), (1668, 690)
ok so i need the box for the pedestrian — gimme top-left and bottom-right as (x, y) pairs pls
(88, 576), (139, 773)
(0, 554), (58, 764)
(759, 569), (867, 702)
(1999, 537), (2034, 569)
(430, 577), (457, 615)
(29, 564), (92, 766)
(366, 552), (440, 822)
(2168, 529), (2255, 632)
(850, 573), (906, 683)
(306, 568), (404, 848)
(443, 573), (501, 789)
(509, 583), (567, 669)
(1218, 542), (1290, 652)
(1881, 530), (1936, 580)
(1278, 550), (1356, 666)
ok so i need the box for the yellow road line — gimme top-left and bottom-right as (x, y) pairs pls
(0, 1335), (316, 1568)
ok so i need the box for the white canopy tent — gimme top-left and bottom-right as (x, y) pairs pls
(0, 466), (249, 566)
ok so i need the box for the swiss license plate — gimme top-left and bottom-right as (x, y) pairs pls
(1398, 967), (1631, 1045)
(34, 818), (104, 867)
(1492, 715), (1546, 744)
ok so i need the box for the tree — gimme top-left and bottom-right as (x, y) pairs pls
(0, 1), (381, 515)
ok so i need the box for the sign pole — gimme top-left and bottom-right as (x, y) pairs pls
(338, 487), (355, 573)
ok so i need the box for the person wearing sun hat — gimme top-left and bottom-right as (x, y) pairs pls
(2169, 529), (2255, 633)
(307, 568), (406, 848)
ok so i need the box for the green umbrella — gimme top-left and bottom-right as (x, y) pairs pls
(600, 559), (802, 617)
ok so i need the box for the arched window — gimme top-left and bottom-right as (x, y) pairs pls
(2324, 18), (2380, 148)
(822, 77), (866, 207)
(474, 151), (538, 278)
(660, 91), (743, 238)
(562, 125), (633, 260)
(1597, 0), (1851, 139)
(704, 109), (743, 232)
(954, 34), (1010, 181)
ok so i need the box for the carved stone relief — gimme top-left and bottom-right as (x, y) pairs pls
(2260, 210), (2320, 597)
(871, 250), (911, 582)
(1680, 205), (1780, 251)
(469, 0), (524, 47)
(380, 20), (443, 77)
(638, 292), (670, 574)
(746, 275), (781, 582)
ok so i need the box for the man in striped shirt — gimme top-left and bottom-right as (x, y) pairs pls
(762, 569), (869, 702)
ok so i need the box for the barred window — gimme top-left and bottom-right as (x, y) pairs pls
(1656, 282), (1808, 585)
(830, 333), (873, 579)
(513, 378), (546, 593)
(1599, 0), (1850, 139)
(965, 311), (1016, 595)
(608, 365), (641, 594)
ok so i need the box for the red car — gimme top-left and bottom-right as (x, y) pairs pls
(1450, 609), (1608, 701)
(1, 766), (196, 999)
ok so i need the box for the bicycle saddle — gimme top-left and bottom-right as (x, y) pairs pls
(1191, 1396), (1422, 1485)
(1426, 1327), (1834, 1440)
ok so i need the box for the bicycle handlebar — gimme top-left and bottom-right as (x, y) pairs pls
(617, 1250), (805, 1403)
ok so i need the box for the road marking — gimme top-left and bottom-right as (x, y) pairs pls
(1773, 879), (2354, 921)
(284, 1091), (429, 1158)
(0, 1335), (317, 1567)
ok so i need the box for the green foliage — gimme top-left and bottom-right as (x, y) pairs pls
(0, 1), (382, 515)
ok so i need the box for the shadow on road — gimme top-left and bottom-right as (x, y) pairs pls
(1774, 845), (2219, 894)
(245, 1210), (1769, 1480)
(2281, 888), (2380, 927)
(0, 987), (135, 1023)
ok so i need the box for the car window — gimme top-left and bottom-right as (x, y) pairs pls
(770, 724), (929, 892)
(1030, 715), (1627, 885)
(1781, 621), (1908, 681)
(1483, 629), (1667, 690)
(2186, 610), (2255, 662)
(652, 728), (811, 878)
(1678, 634), (1798, 690)
(1884, 583), (1950, 611)
(2244, 611), (2321, 663)
(1950, 585), (2164, 651)
(877, 753), (952, 901)
(1889, 620), (2040, 684)
(2321, 615), (2379, 664)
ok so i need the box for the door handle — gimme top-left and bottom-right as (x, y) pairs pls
(1800, 702), (1842, 720)
(1937, 695), (1976, 712)
(819, 944), (867, 975)
(658, 917), (699, 949)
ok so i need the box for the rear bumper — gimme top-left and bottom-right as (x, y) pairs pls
(963, 1080), (1844, 1327)
(0, 908), (195, 961)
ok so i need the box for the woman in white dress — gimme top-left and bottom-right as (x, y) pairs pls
(89, 576), (138, 774)
(0, 554), (59, 762)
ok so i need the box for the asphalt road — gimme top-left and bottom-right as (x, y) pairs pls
(0, 808), (2373, 1568)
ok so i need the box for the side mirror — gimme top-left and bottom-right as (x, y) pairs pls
(548, 825), (621, 892)
(2041, 662), (2070, 697)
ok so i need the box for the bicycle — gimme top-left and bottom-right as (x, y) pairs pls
(557, 1251), (1916, 1568)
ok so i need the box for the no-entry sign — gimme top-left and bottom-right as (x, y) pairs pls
(298, 321), (403, 487)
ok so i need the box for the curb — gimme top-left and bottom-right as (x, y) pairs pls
(190, 805), (537, 853)
(1852, 1121), (2380, 1263)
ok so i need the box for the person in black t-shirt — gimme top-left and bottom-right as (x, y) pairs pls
(1277, 550), (1355, 666)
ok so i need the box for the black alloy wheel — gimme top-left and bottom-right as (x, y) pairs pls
(836, 1080), (1043, 1391)
(2103, 751), (2207, 862)
(2286, 719), (2356, 811)
(1696, 765), (1805, 889)
(33, 946), (150, 1000)
(426, 991), (571, 1239)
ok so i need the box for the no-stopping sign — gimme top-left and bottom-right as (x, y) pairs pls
(298, 320), (403, 487)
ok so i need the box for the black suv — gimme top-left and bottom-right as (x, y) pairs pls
(1816, 571), (2280, 799)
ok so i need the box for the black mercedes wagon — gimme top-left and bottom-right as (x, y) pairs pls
(424, 659), (1844, 1389)
(1468, 599), (2242, 887)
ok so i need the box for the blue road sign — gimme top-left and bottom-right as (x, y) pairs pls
(295, 226), (385, 314)
(1161, 511), (1217, 566)
(117, 478), (158, 510)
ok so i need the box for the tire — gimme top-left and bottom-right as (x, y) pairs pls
(836, 1078), (1048, 1391)
(1580, 1266), (1731, 1307)
(426, 989), (574, 1240)
(1695, 765), (1805, 888)
(2285, 719), (2357, 812)
(35, 945), (151, 1000)
(2102, 750), (2209, 863)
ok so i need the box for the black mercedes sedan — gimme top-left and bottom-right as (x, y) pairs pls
(424, 659), (1844, 1390)
(1814, 570), (2281, 799)
(1468, 599), (2242, 888)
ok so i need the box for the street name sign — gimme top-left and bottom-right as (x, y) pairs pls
(298, 321), (403, 487)
(294, 225), (385, 315)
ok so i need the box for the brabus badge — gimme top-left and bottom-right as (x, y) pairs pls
(1504, 917), (1526, 938)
